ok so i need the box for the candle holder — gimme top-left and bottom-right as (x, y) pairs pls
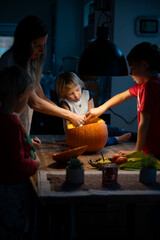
(102, 163), (118, 185)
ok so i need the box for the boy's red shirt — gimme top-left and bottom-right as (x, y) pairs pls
(0, 114), (37, 184)
(129, 76), (160, 157)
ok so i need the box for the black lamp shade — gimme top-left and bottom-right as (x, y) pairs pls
(77, 39), (128, 76)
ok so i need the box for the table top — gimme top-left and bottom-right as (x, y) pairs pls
(30, 135), (160, 202)
(33, 135), (136, 171)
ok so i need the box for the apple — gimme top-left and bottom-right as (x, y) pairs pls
(115, 156), (128, 165)
(112, 153), (122, 162)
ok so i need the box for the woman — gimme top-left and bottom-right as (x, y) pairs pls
(0, 15), (85, 145)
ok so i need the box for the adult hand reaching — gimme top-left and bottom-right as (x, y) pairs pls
(68, 112), (86, 125)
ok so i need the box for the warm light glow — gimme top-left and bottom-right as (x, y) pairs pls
(67, 118), (104, 129)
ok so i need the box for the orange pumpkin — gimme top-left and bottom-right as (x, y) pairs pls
(65, 118), (108, 152)
(52, 145), (88, 163)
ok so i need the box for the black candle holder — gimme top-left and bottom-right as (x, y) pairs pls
(102, 163), (118, 185)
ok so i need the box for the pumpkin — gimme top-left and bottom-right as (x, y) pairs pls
(52, 145), (88, 163)
(65, 118), (108, 152)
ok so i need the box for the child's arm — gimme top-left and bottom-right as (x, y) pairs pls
(119, 111), (151, 156)
(88, 98), (94, 110)
(85, 90), (132, 121)
(34, 152), (41, 168)
(135, 111), (151, 152)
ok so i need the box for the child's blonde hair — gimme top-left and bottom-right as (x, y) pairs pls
(56, 72), (85, 99)
(0, 65), (34, 112)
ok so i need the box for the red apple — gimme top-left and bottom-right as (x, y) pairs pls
(115, 156), (128, 165)
(112, 153), (122, 162)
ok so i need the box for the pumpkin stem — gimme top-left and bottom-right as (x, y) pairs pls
(101, 152), (105, 162)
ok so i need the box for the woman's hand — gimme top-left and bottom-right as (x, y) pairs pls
(69, 113), (86, 125)
(31, 136), (41, 148)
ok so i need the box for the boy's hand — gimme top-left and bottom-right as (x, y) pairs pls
(118, 150), (134, 156)
(84, 108), (100, 122)
(31, 136), (41, 148)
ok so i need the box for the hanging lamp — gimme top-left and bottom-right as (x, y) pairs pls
(77, 4), (128, 76)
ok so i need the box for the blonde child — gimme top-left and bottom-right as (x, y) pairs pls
(56, 72), (136, 145)
(85, 42), (160, 158)
(0, 65), (40, 239)
(56, 72), (91, 126)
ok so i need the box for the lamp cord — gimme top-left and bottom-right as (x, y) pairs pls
(97, 10), (103, 26)
(97, 10), (111, 27)
(108, 108), (137, 124)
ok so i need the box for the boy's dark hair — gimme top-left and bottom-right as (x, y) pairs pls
(127, 42), (160, 73)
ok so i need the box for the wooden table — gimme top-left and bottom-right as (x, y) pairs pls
(31, 134), (138, 194)
(31, 135), (160, 240)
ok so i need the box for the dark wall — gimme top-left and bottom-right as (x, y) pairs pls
(0, 0), (56, 72)
(0, 0), (85, 75)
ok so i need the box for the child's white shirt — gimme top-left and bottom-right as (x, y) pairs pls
(61, 90), (94, 131)
(61, 90), (90, 114)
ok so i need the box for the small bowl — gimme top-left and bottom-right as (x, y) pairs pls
(52, 145), (88, 163)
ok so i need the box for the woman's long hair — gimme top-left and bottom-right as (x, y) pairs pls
(12, 15), (48, 84)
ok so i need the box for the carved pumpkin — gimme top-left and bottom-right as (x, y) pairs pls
(65, 118), (108, 152)
(52, 145), (88, 163)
